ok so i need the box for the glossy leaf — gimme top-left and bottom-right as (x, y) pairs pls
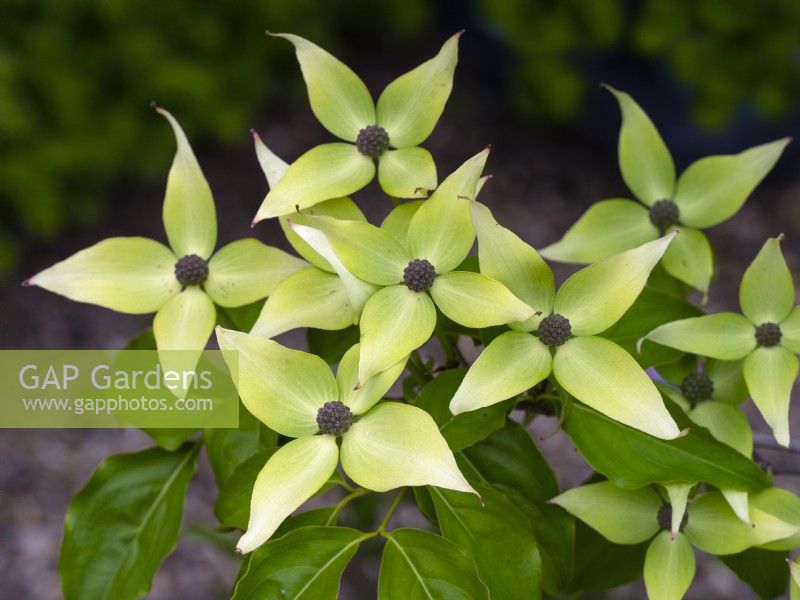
(406, 149), (488, 273)
(554, 233), (675, 336)
(376, 32), (460, 147)
(413, 369), (508, 451)
(430, 271), (535, 328)
(541, 198), (656, 263)
(273, 33), (375, 140)
(471, 200), (555, 330)
(378, 147), (437, 198)
(646, 313), (757, 360)
(554, 336), (680, 439)
(250, 268), (357, 338)
(232, 526), (366, 599)
(60, 443), (199, 600)
(644, 532), (695, 600)
(461, 421), (574, 593)
(357, 285), (437, 382)
(27, 237), (179, 314)
(661, 226), (714, 294)
(378, 528), (489, 600)
(719, 548), (790, 600)
(156, 107), (217, 258)
(341, 402), (474, 494)
(607, 86), (675, 205)
(744, 346), (798, 447)
(216, 327), (337, 437)
(256, 143), (374, 220)
(450, 331), (550, 414)
(570, 520), (648, 592)
(562, 401), (771, 491)
(431, 483), (543, 599)
(674, 138), (790, 228)
(237, 435), (339, 553)
(215, 448), (277, 530)
(205, 239), (307, 307)
(707, 358), (749, 404)
(740, 236), (795, 324)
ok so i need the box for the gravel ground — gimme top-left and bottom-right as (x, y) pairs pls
(2, 68), (799, 598)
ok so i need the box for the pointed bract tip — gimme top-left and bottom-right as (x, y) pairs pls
(484, 144), (492, 153)
(21, 278), (33, 287)
(234, 547), (243, 555)
(353, 381), (362, 391)
(670, 531), (678, 540)
(149, 100), (159, 110)
(677, 427), (691, 438)
(250, 128), (261, 140)
(250, 217), (259, 229)
(777, 233), (786, 242)
(455, 29), (466, 39)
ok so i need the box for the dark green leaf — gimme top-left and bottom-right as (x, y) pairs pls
(307, 325), (359, 364)
(124, 327), (157, 350)
(413, 487), (438, 526)
(563, 401), (770, 491)
(601, 285), (702, 367)
(378, 528), (489, 599)
(205, 401), (277, 487)
(232, 526), (367, 600)
(215, 449), (277, 530)
(274, 507), (339, 538)
(413, 369), (509, 451)
(430, 484), (542, 599)
(570, 520), (648, 592)
(140, 427), (199, 451)
(60, 443), (199, 600)
(216, 299), (266, 331)
(720, 548), (788, 600)
(460, 421), (574, 594)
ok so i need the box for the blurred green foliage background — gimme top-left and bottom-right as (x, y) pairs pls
(2, 0), (798, 274)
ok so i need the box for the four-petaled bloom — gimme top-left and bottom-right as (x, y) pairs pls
(25, 109), (306, 375)
(646, 236), (800, 447)
(290, 149), (536, 384)
(449, 201), (681, 440)
(542, 85), (789, 296)
(253, 31), (463, 221)
(216, 327), (476, 553)
(552, 481), (800, 600)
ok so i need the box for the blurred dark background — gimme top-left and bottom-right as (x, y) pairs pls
(2, 0), (799, 598)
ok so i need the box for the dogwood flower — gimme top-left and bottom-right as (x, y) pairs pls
(253, 31), (462, 221)
(449, 201), (680, 439)
(646, 236), (799, 446)
(25, 108), (306, 373)
(290, 149), (536, 384)
(216, 327), (475, 553)
(552, 481), (800, 600)
(542, 86), (789, 296)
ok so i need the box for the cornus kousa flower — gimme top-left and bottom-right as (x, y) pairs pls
(542, 85), (789, 296)
(656, 360), (754, 523)
(252, 31), (462, 222)
(449, 201), (680, 439)
(646, 236), (800, 446)
(248, 131), (377, 338)
(24, 108), (306, 374)
(215, 327), (475, 553)
(288, 149), (537, 385)
(552, 482), (800, 600)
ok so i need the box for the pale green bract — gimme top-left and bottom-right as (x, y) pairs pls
(541, 86), (789, 295)
(215, 327), (476, 553)
(253, 31), (462, 220)
(646, 236), (800, 446)
(26, 109), (306, 375)
(292, 149), (537, 383)
(450, 201), (680, 440)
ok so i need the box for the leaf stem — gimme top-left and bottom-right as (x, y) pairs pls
(326, 488), (369, 526)
(378, 488), (407, 533)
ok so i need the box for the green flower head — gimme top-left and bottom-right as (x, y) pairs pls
(253, 31), (463, 222)
(25, 108), (306, 374)
(542, 86), (790, 296)
(288, 149), (536, 384)
(552, 482), (800, 600)
(449, 201), (680, 440)
(646, 236), (800, 447)
(216, 327), (476, 553)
